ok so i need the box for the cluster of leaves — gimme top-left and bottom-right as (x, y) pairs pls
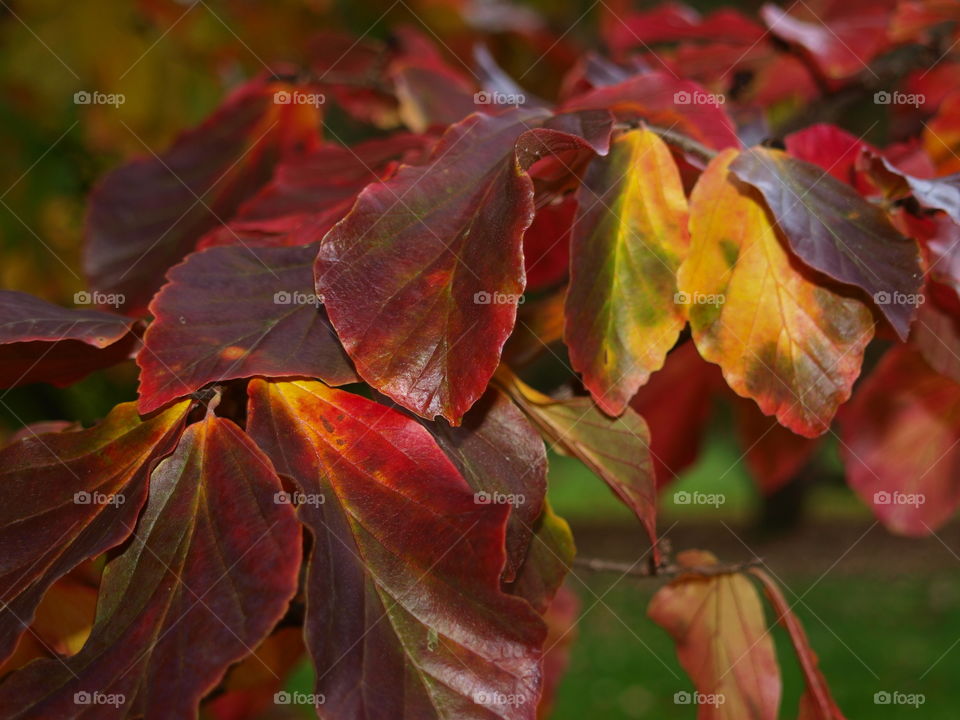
(3, 0), (960, 717)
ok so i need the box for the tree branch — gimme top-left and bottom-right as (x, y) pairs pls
(573, 555), (763, 579)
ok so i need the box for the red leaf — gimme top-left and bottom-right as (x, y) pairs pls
(499, 370), (659, 559)
(418, 387), (548, 582)
(630, 341), (722, 486)
(0, 400), (189, 664)
(561, 72), (739, 151)
(197, 133), (435, 250)
(247, 379), (546, 719)
(0, 291), (137, 388)
(733, 397), (819, 495)
(840, 345), (960, 535)
(86, 76), (323, 313)
(535, 586), (579, 720)
(648, 550), (781, 719)
(0, 414), (302, 719)
(508, 502), (575, 616)
(749, 568), (846, 719)
(729, 147), (923, 340)
(761, 2), (893, 80)
(523, 196), (575, 291)
(315, 107), (554, 424)
(137, 243), (355, 414)
(784, 124), (877, 189)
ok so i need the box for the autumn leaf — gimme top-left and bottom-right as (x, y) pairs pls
(418, 387), (548, 583)
(648, 550), (781, 720)
(729, 146), (922, 340)
(0, 414), (301, 719)
(0, 290), (138, 388)
(86, 76), (323, 313)
(564, 128), (689, 415)
(315, 106), (612, 425)
(507, 502), (575, 615)
(247, 379), (546, 719)
(137, 243), (355, 414)
(749, 569), (846, 719)
(680, 149), (875, 437)
(0, 400), (189, 664)
(840, 345), (960, 536)
(498, 369), (659, 558)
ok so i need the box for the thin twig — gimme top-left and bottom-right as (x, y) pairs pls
(573, 555), (763, 579)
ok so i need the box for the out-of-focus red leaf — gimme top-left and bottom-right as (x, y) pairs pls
(316, 107), (611, 424)
(733, 396), (819, 495)
(630, 341), (722, 486)
(137, 244), (355, 414)
(648, 550), (781, 720)
(749, 568), (847, 719)
(682, 150), (874, 437)
(565, 129), (689, 415)
(507, 502), (575, 615)
(784, 124), (878, 189)
(841, 345), (960, 535)
(911, 290), (960, 384)
(197, 133), (435, 250)
(535, 586), (579, 720)
(86, 76), (323, 314)
(0, 291), (138, 388)
(890, 0), (960, 43)
(523, 196), (575, 291)
(761, 2), (894, 80)
(0, 414), (301, 719)
(860, 152), (960, 225)
(247, 379), (546, 719)
(729, 147), (923, 340)
(418, 387), (548, 582)
(604, 3), (764, 54)
(0, 400), (189, 664)
(561, 72), (739, 151)
(499, 370), (659, 559)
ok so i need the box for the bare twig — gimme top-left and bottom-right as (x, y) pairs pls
(573, 555), (763, 580)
